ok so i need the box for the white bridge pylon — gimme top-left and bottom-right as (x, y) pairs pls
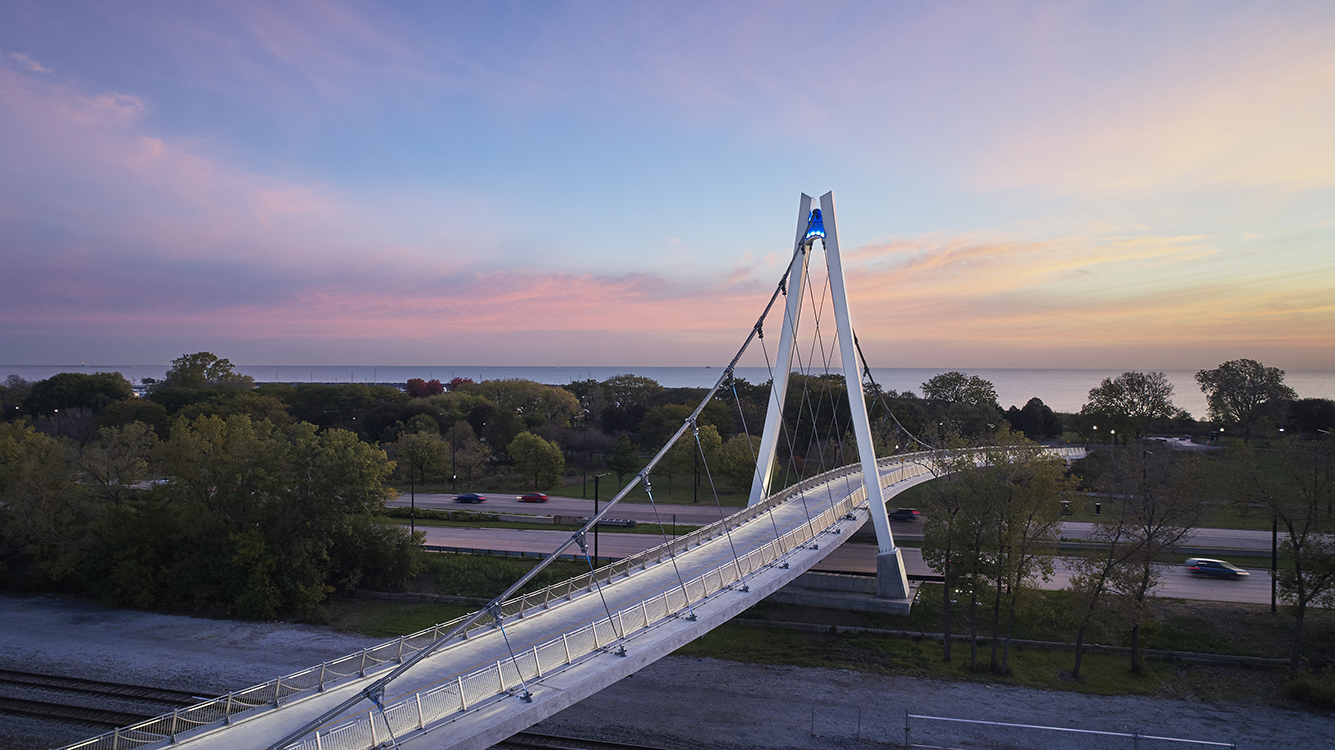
(748, 192), (910, 599)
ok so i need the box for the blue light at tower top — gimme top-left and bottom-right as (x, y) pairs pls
(804, 208), (826, 242)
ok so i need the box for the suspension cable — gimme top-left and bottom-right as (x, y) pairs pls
(492, 608), (535, 702)
(577, 533), (627, 655)
(694, 422), (749, 589)
(641, 476), (698, 621)
(731, 375), (785, 548)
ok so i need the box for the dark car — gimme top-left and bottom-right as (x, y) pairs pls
(1185, 558), (1249, 579)
(518, 492), (549, 503)
(888, 508), (921, 521)
(454, 492), (487, 504)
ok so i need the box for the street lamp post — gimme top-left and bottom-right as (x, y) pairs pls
(592, 472), (610, 563)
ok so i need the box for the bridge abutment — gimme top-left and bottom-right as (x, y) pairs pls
(876, 550), (911, 600)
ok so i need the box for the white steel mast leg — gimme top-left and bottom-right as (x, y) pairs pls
(747, 193), (813, 507)
(818, 192), (909, 599)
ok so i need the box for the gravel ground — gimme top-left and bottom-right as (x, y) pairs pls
(2, 594), (1331, 750)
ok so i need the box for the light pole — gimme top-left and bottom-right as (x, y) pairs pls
(592, 472), (610, 563)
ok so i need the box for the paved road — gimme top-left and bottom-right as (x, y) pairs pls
(391, 492), (733, 526)
(1061, 521), (1274, 551)
(416, 526), (1273, 605)
(396, 494), (1280, 552)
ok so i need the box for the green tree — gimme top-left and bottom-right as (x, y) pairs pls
(78, 423), (158, 504)
(395, 429), (447, 499)
(153, 415), (404, 617)
(0, 423), (92, 586)
(609, 435), (638, 487)
(23, 372), (134, 418)
(459, 379), (582, 428)
(921, 432), (1068, 672)
(155, 352), (254, 390)
(717, 433), (760, 493)
(448, 421), (492, 486)
(1196, 359), (1298, 441)
(1080, 371), (1177, 441)
(921, 372), (998, 407)
(509, 432), (565, 489)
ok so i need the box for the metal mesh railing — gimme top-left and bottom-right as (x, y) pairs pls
(58, 447), (1082, 750)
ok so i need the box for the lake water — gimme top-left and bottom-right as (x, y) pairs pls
(5, 364), (1335, 417)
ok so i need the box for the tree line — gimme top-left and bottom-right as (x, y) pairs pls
(2, 352), (1331, 624)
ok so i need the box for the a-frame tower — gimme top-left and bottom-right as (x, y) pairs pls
(746, 192), (910, 600)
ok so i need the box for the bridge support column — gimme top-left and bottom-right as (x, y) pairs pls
(876, 550), (910, 599)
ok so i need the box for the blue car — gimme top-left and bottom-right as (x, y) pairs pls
(454, 493), (487, 504)
(1185, 558), (1249, 579)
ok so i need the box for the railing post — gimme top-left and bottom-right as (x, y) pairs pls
(533, 645), (543, 677)
(415, 692), (425, 729)
(224, 692), (234, 725)
(359, 648), (368, 677)
(112, 727), (121, 750)
(562, 632), (571, 664)
(904, 708), (910, 749)
(496, 660), (506, 691)
(317, 662), (327, 692)
(273, 676), (282, 706)
(397, 635), (405, 663)
(458, 675), (468, 711)
(168, 709), (180, 743)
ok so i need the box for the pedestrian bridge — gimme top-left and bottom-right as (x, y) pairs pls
(63, 448), (1082, 750)
(61, 192), (1087, 750)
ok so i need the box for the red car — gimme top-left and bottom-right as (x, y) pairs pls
(518, 493), (549, 503)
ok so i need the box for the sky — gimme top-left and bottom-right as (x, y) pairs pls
(2, 1), (1333, 371)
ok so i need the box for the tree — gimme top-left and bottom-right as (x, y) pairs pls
(1229, 436), (1335, 672)
(1007, 397), (1062, 440)
(1080, 371), (1177, 441)
(921, 431), (1068, 673)
(405, 378), (445, 398)
(921, 372), (999, 407)
(609, 435), (638, 487)
(509, 432), (565, 489)
(448, 422), (492, 486)
(1290, 398), (1335, 435)
(152, 415), (404, 617)
(395, 430), (446, 487)
(23, 372), (134, 418)
(1068, 447), (1204, 676)
(718, 433), (760, 493)
(156, 352), (253, 390)
(1196, 359), (1298, 441)
(1, 375), (32, 422)
(0, 422), (90, 586)
(78, 423), (157, 504)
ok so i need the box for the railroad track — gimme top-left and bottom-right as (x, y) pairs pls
(0, 668), (210, 727)
(496, 731), (674, 750)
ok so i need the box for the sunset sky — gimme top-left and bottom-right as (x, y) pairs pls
(3, 2), (1333, 370)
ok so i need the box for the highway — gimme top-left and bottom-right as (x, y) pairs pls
(410, 507), (1275, 605)
(393, 493), (1281, 553)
